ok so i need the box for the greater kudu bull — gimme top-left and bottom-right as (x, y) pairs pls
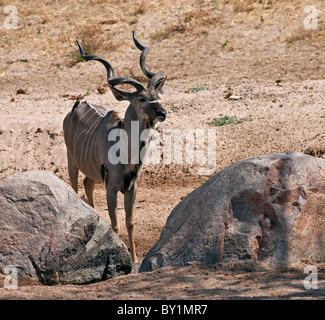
(63, 32), (167, 263)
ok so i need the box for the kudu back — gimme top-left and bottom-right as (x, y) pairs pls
(63, 32), (167, 264)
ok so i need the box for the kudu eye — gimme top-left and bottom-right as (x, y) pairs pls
(138, 97), (146, 103)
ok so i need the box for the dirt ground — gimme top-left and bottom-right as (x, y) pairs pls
(0, 0), (324, 299)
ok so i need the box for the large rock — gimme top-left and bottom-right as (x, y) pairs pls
(140, 152), (325, 272)
(0, 171), (132, 284)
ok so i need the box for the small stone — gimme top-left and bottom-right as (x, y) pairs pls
(16, 89), (27, 94)
(224, 91), (233, 99)
(98, 87), (107, 94)
(228, 95), (241, 100)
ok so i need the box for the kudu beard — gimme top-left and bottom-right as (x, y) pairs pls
(107, 121), (217, 175)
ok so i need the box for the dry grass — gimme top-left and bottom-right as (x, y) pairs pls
(0, 0), (323, 71)
(0, 1), (135, 57)
(135, 0), (147, 15)
(150, 4), (222, 40)
(285, 24), (325, 48)
(76, 26), (104, 53)
(148, 0), (317, 40)
(124, 65), (148, 83)
(285, 27), (313, 44)
(224, 0), (309, 15)
(230, 0), (256, 13)
(150, 20), (186, 40)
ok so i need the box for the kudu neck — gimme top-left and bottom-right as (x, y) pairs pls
(122, 104), (151, 170)
(124, 104), (151, 132)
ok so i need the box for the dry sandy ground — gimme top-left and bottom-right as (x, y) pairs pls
(0, 261), (324, 300)
(0, 0), (324, 299)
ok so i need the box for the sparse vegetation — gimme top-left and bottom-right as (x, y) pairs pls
(254, 60), (262, 66)
(189, 86), (206, 93)
(208, 115), (252, 126)
(221, 40), (229, 47)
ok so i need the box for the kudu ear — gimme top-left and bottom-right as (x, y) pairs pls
(109, 86), (130, 101)
(155, 76), (167, 95)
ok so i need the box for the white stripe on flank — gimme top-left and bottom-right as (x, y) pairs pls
(71, 102), (111, 179)
(89, 117), (105, 173)
(80, 113), (102, 166)
(78, 107), (93, 121)
(75, 111), (97, 148)
(83, 116), (102, 167)
(88, 103), (109, 117)
(74, 107), (94, 146)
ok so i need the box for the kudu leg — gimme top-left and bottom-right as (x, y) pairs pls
(83, 177), (96, 207)
(106, 185), (120, 235)
(67, 152), (79, 193)
(124, 185), (137, 264)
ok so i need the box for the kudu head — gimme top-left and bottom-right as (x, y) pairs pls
(76, 31), (167, 125)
